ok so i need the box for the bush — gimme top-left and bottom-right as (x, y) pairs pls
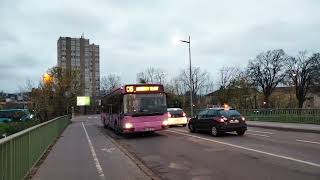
(0, 119), (41, 139)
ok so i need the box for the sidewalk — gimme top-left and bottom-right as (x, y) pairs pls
(247, 121), (320, 133)
(32, 116), (151, 180)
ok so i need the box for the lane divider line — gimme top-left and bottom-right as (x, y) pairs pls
(247, 130), (274, 135)
(166, 129), (320, 168)
(172, 129), (270, 138)
(296, 139), (320, 145)
(82, 122), (106, 180)
(246, 132), (270, 138)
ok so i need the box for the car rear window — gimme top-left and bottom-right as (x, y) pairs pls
(168, 109), (183, 115)
(218, 109), (241, 118)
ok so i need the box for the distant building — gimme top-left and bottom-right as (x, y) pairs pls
(0, 92), (31, 109)
(57, 36), (100, 109)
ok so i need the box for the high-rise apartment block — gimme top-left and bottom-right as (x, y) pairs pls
(57, 36), (100, 104)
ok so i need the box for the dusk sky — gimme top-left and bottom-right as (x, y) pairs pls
(1, 0), (320, 93)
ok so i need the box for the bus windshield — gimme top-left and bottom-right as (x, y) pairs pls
(124, 93), (167, 115)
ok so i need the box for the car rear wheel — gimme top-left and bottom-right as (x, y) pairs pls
(211, 126), (220, 137)
(189, 124), (196, 133)
(236, 130), (246, 136)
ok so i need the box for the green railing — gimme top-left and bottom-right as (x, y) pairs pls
(0, 115), (70, 180)
(238, 109), (320, 124)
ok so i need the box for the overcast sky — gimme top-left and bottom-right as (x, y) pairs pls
(1, 0), (320, 93)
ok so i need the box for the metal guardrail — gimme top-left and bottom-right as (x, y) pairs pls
(238, 109), (320, 124)
(0, 115), (70, 180)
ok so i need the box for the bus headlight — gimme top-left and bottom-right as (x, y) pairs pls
(124, 123), (133, 129)
(162, 120), (169, 126)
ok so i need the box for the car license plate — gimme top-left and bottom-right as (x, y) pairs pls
(229, 120), (239, 123)
(145, 128), (154, 131)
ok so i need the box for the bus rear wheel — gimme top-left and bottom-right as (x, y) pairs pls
(103, 119), (108, 129)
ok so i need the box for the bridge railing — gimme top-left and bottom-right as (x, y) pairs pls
(238, 109), (320, 124)
(0, 115), (70, 180)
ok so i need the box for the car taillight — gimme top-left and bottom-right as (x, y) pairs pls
(217, 118), (225, 123)
(162, 120), (169, 126)
(182, 112), (186, 117)
(167, 112), (172, 118)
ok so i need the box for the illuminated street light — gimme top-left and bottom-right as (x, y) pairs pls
(43, 72), (53, 84)
(175, 35), (193, 116)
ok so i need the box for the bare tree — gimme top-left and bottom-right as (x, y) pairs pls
(310, 53), (320, 85)
(101, 74), (121, 93)
(287, 51), (320, 108)
(217, 66), (242, 105)
(178, 66), (211, 97)
(219, 66), (241, 90)
(136, 72), (148, 84)
(247, 49), (288, 107)
(165, 77), (184, 95)
(19, 78), (35, 93)
(136, 67), (166, 84)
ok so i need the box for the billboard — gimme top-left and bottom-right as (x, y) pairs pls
(77, 96), (90, 106)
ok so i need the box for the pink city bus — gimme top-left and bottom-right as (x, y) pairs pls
(101, 84), (169, 134)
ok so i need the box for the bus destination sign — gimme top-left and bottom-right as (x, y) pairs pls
(125, 85), (162, 93)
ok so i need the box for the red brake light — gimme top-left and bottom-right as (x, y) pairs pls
(183, 112), (186, 117)
(167, 112), (172, 118)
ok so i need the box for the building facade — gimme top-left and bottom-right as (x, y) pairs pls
(57, 36), (100, 109)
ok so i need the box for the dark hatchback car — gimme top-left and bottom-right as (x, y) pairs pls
(188, 107), (247, 136)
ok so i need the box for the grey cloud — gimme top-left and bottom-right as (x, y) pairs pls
(0, 31), (18, 46)
(1, 0), (320, 92)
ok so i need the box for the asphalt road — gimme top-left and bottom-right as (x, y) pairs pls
(34, 115), (320, 180)
(96, 116), (320, 180)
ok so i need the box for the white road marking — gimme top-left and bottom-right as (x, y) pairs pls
(101, 147), (116, 153)
(166, 129), (320, 168)
(246, 132), (270, 138)
(296, 139), (320, 145)
(173, 129), (270, 137)
(247, 130), (274, 135)
(82, 122), (106, 180)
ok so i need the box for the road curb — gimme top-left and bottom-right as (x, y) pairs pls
(248, 124), (320, 134)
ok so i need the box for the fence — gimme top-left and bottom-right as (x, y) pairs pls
(238, 109), (320, 124)
(0, 115), (70, 180)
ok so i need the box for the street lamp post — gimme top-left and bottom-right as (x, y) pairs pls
(180, 35), (193, 117)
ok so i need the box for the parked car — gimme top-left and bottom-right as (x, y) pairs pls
(188, 107), (247, 136)
(167, 108), (188, 126)
(0, 109), (34, 123)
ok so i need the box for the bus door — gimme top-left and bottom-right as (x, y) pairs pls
(107, 104), (112, 126)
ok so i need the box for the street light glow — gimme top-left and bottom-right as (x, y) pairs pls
(171, 35), (191, 46)
(43, 72), (53, 84)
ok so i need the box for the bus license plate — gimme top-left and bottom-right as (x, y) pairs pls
(145, 128), (154, 131)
